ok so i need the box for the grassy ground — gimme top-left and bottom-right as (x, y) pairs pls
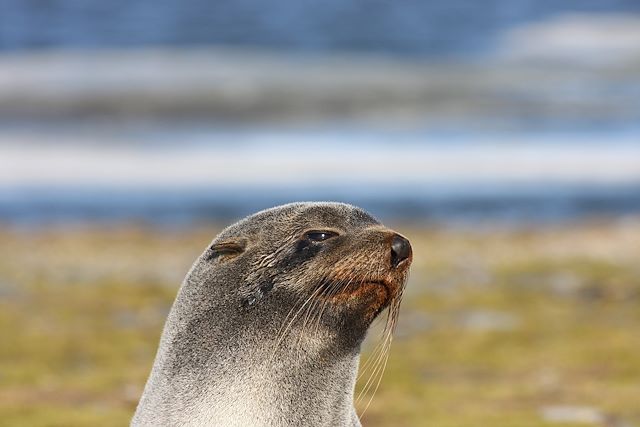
(0, 220), (639, 427)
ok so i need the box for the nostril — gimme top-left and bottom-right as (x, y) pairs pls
(390, 234), (412, 268)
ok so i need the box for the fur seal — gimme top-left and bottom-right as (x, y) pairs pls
(132, 202), (412, 426)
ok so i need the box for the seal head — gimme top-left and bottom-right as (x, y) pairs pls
(133, 202), (412, 426)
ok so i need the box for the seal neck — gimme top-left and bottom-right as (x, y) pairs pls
(194, 344), (360, 425)
(196, 307), (362, 425)
(138, 285), (363, 426)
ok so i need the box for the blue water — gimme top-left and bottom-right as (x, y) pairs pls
(0, 0), (638, 56)
(1, 129), (638, 226)
(1, 1), (639, 226)
(2, 183), (640, 227)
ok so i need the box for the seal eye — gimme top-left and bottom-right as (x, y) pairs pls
(306, 231), (338, 242)
(206, 240), (246, 261)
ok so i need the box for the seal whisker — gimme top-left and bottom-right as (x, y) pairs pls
(357, 325), (392, 401)
(357, 267), (402, 409)
(358, 338), (392, 418)
(356, 316), (389, 380)
(356, 258), (390, 380)
(359, 279), (409, 411)
(313, 277), (351, 337)
(274, 291), (310, 345)
(297, 291), (319, 347)
(271, 284), (325, 359)
(311, 280), (338, 334)
(356, 330), (393, 409)
(295, 280), (330, 354)
(304, 278), (345, 350)
(356, 329), (391, 400)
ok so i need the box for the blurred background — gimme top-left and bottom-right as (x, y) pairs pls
(0, 1), (639, 426)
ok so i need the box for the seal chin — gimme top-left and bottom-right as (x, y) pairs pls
(358, 280), (395, 316)
(358, 279), (394, 302)
(320, 276), (404, 321)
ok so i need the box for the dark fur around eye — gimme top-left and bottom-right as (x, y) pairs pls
(279, 231), (338, 267)
(305, 230), (339, 242)
(277, 237), (323, 268)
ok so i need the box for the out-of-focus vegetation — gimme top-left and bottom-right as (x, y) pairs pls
(0, 221), (639, 427)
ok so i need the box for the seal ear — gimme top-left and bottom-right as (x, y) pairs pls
(206, 238), (247, 261)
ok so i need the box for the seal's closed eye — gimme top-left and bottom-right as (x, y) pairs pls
(206, 240), (246, 261)
(305, 230), (339, 242)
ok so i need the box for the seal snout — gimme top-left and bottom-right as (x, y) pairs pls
(390, 234), (412, 268)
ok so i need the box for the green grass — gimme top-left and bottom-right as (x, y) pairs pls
(1, 222), (639, 426)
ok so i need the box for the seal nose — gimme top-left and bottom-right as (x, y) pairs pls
(390, 234), (412, 268)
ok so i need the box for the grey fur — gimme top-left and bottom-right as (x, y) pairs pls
(132, 202), (411, 427)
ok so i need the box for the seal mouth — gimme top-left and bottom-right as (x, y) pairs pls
(317, 277), (400, 312)
(361, 280), (394, 296)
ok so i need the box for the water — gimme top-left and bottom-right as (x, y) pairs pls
(0, 2), (639, 226)
(1, 46), (639, 129)
(3, 184), (640, 227)
(1, 129), (639, 226)
(0, 0), (638, 56)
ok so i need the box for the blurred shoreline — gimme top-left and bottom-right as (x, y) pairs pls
(2, 129), (639, 226)
(0, 42), (639, 127)
(2, 184), (639, 228)
(0, 13), (638, 127)
(1, 12), (639, 228)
